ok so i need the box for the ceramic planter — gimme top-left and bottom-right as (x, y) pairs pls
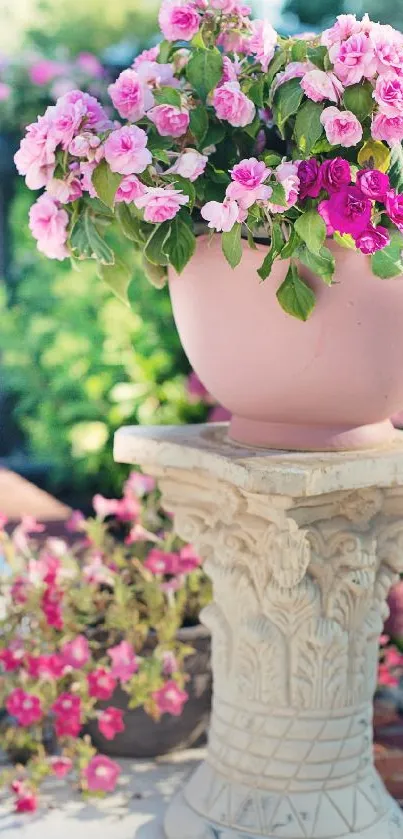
(169, 236), (403, 452)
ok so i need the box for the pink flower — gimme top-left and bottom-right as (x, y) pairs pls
(268, 161), (300, 212)
(301, 69), (344, 103)
(320, 158), (351, 194)
(374, 72), (403, 116)
(297, 159), (322, 200)
(15, 115), (57, 190)
(69, 132), (101, 158)
(248, 20), (278, 72)
(355, 225), (390, 254)
(321, 106), (363, 147)
(98, 707), (125, 740)
(231, 158), (271, 190)
(15, 790), (38, 813)
(21, 515), (45, 535)
(52, 693), (81, 716)
(167, 149), (208, 181)
(135, 187), (189, 223)
(133, 47), (160, 69)
(125, 524), (159, 544)
(137, 60), (177, 89)
(0, 643), (25, 672)
(213, 82), (255, 128)
(29, 59), (64, 85)
(10, 578), (29, 605)
(115, 174), (146, 204)
(29, 194), (69, 261)
(325, 185), (372, 237)
(83, 554), (115, 586)
(201, 199), (239, 232)
(386, 190), (403, 231)
(372, 112), (403, 146)
(93, 493), (119, 519)
(124, 472), (156, 497)
(145, 549), (180, 575)
(158, 0), (201, 42)
(178, 544), (202, 573)
(219, 56), (239, 86)
(88, 668), (117, 700)
(321, 14), (361, 48)
(162, 651), (179, 676)
(372, 27), (403, 76)
(0, 513), (8, 530)
(83, 755), (121, 793)
(0, 82), (11, 101)
(148, 104), (189, 138)
(271, 62), (310, 97)
(55, 716), (82, 738)
(108, 641), (138, 683)
(356, 169), (390, 200)
(76, 52), (104, 78)
(104, 126), (152, 176)
(226, 180), (272, 210)
(108, 69), (154, 122)
(65, 510), (85, 533)
(114, 495), (140, 522)
(329, 33), (377, 86)
(50, 756), (73, 779)
(27, 654), (65, 680)
(152, 680), (189, 717)
(61, 90), (111, 133)
(41, 584), (64, 630)
(6, 689), (43, 726)
(378, 663), (399, 687)
(62, 635), (90, 669)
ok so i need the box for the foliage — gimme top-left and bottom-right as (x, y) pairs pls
(17, 5), (403, 323)
(0, 186), (206, 505)
(0, 473), (211, 811)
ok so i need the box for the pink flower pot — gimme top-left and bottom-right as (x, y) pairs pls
(169, 235), (403, 451)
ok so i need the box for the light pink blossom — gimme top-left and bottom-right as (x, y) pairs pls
(135, 187), (189, 223)
(76, 52), (104, 78)
(301, 69), (344, 103)
(226, 180), (272, 210)
(372, 112), (403, 145)
(84, 755), (121, 793)
(98, 707), (125, 740)
(61, 90), (111, 133)
(158, 0), (201, 42)
(152, 680), (189, 716)
(321, 106), (363, 147)
(372, 26), (403, 76)
(133, 46), (160, 69)
(231, 158), (271, 189)
(212, 82), (255, 128)
(62, 635), (90, 669)
(0, 82), (10, 101)
(108, 69), (154, 122)
(104, 126), (152, 175)
(201, 198), (240, 232)
(108, 640), (138, 683)
(124, 472), (156, 497)
(148, 104), (189, 138)
(15, 115), (57, 190)
(329, 33), (377, 86)
(248, 19), (278, 72)
(219, 56), (240, 86)
(374, 72), (403, 116)
(271, 62), (311, 96)
(29, 59), (65, 86)
(166, 149), (208, 181)
(65, 510), (85, 532)
(321, 14), (361, 48)
(93, 493), (119, 519)
(29, 194), (69, 261)
(115, 175), (147, 204)
(268, 161), (300, 212)
(137, 60), (177, 90)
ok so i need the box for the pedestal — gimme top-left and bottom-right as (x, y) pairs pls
(114, 424), (403, 839)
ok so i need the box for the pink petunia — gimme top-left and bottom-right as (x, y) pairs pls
(50, 756), (73, 779)
(88, 668), (117, 701)
(98, 707), (125, 740)
(152, 680), (189, 717)
(144, 548), (180, 575)
(83, 755), (121, 793)
(62, 635), (90, 669)
(178, 544), (202, 573)
(6, 689), (43, 727)
(108, 640), (138, 683)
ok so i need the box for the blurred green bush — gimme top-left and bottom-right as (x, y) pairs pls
(0, 185), (206, 506)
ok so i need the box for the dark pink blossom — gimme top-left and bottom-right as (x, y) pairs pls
(319, 158), (351, 194)
(355, 225), (390, 254)
(325, 185), (372, 237)
(356, 169), (390, 201)
(88, 668), (117, 701)
(386, 190), (403, 231)
(297, 159), (322, 200)
(98, 707), (125, 740)
(83, 755), (121, 793)
(152, 680), (189, 717)
(6, 688), (43, 726)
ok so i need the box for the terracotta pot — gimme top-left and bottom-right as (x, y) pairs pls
(86, 625), (211, 759)
(169, 235), (403, 451)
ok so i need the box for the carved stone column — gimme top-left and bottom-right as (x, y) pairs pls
(114, 424), (403, 839)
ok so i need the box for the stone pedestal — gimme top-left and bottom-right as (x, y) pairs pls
(114, 424), (403, 839)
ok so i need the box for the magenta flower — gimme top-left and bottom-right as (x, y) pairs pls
(178, 545), (202, 573)
(144, 548), (180, 575)
(88, 668), (117, 701)
(124, 472), (156, 498)
(355, 225), (390, 254)
(41, 584), (64, 630)
(356, 169), (390, 201)
(325, 185), (372, 237)
(152, 680), (189, 717)
(319, 158), (351, 194)
(108, 641), (138, 683)
(386, 190), (403, 231)
(27, 653), (65, 680)
(62, 635), (90, 669)
(14, 789), (38, 813)
(6, 688), (43, 727)
(50, 756), (73, 779)
(54, 716), (82, 738)
(84, 755), (121, 793)
(297, 159), (322, 200)
(52, 692), (81, 717)
(0, 645), (25, 673)
(98, 707), (125, 740)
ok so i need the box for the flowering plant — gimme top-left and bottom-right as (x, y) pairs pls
(0, 50), (109, 135)
(15, 4), (403, 320)
(0, 472), (210, 812)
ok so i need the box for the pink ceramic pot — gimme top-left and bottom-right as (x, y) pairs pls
(169, 235), (403, 451)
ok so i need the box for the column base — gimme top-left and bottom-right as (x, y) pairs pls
(164, 763), (403, 839)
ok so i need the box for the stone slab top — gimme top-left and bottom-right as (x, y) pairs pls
(114, 423), (403, 498)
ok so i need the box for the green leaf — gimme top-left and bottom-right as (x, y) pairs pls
(281, 228), (301, 259)
(297, 244), (335, 285)
(264, 152), (282, 167)
(152, 148), (170, 164)
(294, 101), (324, 155)
(333, 231), (356, 250)
(246, 79), (265, 107)
(295, 210), (326, 255)
(257, 223), (284, 280)
(207, 164), (231, 185)
(222, 223), (242, 269)
(98, 257), (133, 305)
(202, 121), (226, 149)
(389, 145), (403, 194)
(357, 139), (391, 173)
(191, 29), (206, 49)
(291, 40), (307, 62)
(307, 45), (328, 70)
(92, 160), (123, 209)
(153, 86), (182, 107)
(144, 222), (171, 266)
(371, 230), (403, 279)
(70, 209), (115, 265)
(243, 115), (260, 138)
(266, 48), (286, 85)
(158, 40), (172, 64)
(115, 204), (148, 244)
(142, 257), (168, 289)
(343, 82), (374, 122)
(189, 105), (209, 144)
(166, 214), (196, 273)
(270, 182), (287, 207)
(186, 48), (223, 101)
(276, 263), (316, 321)
(273, 78), (304, 133)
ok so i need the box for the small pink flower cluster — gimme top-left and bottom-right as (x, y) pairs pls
(144, 544), (202, 576)
(378, 637), (403, 687)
